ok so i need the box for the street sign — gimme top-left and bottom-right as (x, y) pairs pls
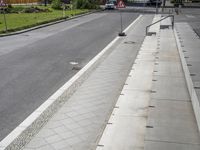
(117, 0), (125, 8)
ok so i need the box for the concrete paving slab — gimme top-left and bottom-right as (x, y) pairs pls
(153, 61), (184, 77)
(145, 125), (200, 145)
(184, 55), (200, 62)
(124, 75), (153, 91)
(145, 141), (200, 150)
(151, 76), (190, 101)
(145, 25), (200, 150)
(130, 61), (154, 76)
(115, 90), (150, 117)
(148, 99), (199, 130)
(97, 116), (146, 150)
(175, 22), (200, 131)
(136, 53), (155, 61)
(96, 15), (159, 150)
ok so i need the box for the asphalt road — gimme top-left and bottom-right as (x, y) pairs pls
(0, 10), (139, 140)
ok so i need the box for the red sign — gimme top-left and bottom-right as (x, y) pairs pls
(117, 0), (125, 8)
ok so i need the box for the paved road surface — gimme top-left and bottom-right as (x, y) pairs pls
(0, 10), (139, 140)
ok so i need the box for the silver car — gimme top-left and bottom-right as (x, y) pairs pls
(105, 1), (115, 9)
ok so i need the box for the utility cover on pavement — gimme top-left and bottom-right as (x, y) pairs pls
(117, 0), (126, 8)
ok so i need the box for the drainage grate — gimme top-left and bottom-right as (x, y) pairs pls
(72, 66), (82, 70)
(149, 105), (155, 108)
(150, 90), (156, 93)
(190, 73), (196, 76)
(124, 41), (136, 44)
(146, 126), (154, 128)
(70, 61), (82, 71)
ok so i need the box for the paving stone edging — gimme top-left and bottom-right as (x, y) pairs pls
(0, 15), (142, 150)
(0, 10), (102, 37)
(174, 28), (200, 132)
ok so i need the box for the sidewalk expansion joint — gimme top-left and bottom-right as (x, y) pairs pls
(145, 139), (200, 146)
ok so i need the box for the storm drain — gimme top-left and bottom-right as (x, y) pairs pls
(70, 61), (82, 70)
(124, 41), (136, 44)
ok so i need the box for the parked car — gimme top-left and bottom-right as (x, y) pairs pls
(105, 1), (115, 9)
(146, 0), (162, 6)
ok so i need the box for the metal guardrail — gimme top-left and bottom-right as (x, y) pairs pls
(146, 15), (174, 35)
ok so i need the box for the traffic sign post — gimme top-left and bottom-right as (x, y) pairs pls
(117, 0), (126, 36)
(0, 0), (8, 32)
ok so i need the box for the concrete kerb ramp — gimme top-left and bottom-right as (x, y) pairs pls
(0, 15), (143, 150)
(174, 24), (200, 133)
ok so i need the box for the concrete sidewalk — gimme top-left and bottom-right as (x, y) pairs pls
(96, 15), (200, 150)
(20, 15), (154, 150)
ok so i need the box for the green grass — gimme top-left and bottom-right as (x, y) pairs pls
(0, 8), (89, 33)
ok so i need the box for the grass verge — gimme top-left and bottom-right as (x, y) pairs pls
(0, 9), (90, 34)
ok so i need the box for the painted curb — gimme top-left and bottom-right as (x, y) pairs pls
(0, 15), (143, 150)
(0, 10), (103, 37)
(174, 27), (200, 132)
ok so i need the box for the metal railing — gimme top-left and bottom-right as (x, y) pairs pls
(146, 15), (174, 35)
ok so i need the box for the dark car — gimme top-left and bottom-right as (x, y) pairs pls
(148, 0), (162, 6)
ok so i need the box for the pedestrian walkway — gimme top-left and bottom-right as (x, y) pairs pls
(22, 15), (154, 150)
(96, 21), (158, 150)
(96, 15), (200, 150)
(175, 22), (200, 137)
(145, 23), (200, 150)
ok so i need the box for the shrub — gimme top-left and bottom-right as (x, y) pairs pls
(6, 6), (51, 13)
(73, 0), (99, 9)
(51, 0), (62, 9)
